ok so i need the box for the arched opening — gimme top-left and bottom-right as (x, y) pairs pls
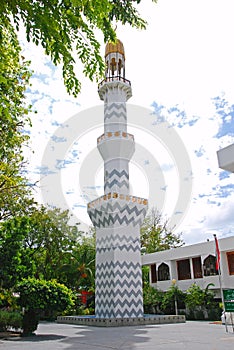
(118, 59), (122, 76)
(110, 57), (116, 76)
(150, 264), (157, 283)
(106, 60), (109, 76)
(203, 255), (218, 276)
(158, 263), (170, 281)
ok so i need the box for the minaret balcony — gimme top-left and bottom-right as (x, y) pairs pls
(88, 192), (148, 208)
(98, 77), (132, 101)
(87, 192), (148, 229)
(98, 76), (131, 89)
(97, 131), (135, 161)
(97, 131), (134, 144)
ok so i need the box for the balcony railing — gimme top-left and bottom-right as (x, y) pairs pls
(97, 131), (134, 144)
(88, 193), (148, 208)
(98, 76), (131, 89)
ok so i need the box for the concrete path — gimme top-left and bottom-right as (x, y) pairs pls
(0, 321), (234, 349)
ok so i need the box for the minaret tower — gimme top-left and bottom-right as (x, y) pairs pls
(88, 39), (148, 319)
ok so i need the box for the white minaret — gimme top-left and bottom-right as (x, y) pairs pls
(88, 39), (148, 319)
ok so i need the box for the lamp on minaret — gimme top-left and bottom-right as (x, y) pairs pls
(88, 39), (148, 319)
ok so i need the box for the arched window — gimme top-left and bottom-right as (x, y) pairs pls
(150, 264), (157, 283)
(203, 255), (218, 276)
(158, 263), (170, 281)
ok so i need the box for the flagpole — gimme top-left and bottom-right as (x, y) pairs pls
(213, 234), (228, 333)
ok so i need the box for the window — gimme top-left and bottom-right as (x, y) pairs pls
(177, 259), (191, 280)
(150, 264), (157, 283)
(227, 251), (234, 275)
(192, 257), (203, 278)
(158, 263), (170, 281)
(203, 255), (218, 276)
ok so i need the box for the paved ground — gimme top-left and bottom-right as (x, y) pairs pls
(0, 321), (234, 349)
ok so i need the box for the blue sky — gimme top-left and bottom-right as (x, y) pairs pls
(21, 0), (234, 245)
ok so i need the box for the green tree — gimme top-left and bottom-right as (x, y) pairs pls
(143, 285), (164, 314)
(16, 278), (74, 336)
(0, 216), (35, 289)
(0, 0), (157, 96)
(185, 283), (215, 309)
(0, 16), (31, 157)
(141, 208), (184, 254)
(21, 206), (81, 281)
(60, 234), (95, 291)
(0, 207), (81, 288)
(185, 283), (220, 320)
(161, 283), (185, 315)
(0, 15), (35, 222)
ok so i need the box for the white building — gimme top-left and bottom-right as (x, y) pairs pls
(142, 236), (234, 298)
(217, 143), (234, 173)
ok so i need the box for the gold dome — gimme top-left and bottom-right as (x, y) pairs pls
(105, 39), (125, 58)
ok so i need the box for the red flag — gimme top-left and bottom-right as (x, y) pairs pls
(214, 234), (220, 271)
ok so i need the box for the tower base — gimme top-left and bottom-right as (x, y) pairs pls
(57, 315), (185, 327)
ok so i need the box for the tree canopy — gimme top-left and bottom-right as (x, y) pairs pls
(141, 208), (184, 254)
(0, 0), (157, 96)
(0, 206), (95, 290)
(0, 15), (35, 222)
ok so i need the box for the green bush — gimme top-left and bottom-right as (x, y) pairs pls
(0, 310), (23, 332)
(15, 278), (74, 336)
(143, 286), (164, 314)
(0, 289), (18, 309)
(207, 305), (222, 321)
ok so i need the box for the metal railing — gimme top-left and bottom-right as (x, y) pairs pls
(98, 76), (131, 89)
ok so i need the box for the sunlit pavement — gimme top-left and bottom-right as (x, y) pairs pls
(1, 320), (234, 349)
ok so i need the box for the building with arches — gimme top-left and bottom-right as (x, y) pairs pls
(142, 236), (234, 298)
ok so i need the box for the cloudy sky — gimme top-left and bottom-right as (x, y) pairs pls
(21, 0), (234, 245)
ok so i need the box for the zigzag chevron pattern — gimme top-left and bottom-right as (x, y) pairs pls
(96, 241), (140, 254)
(104, 103), (127, 121)
(95, 278), (142, 290)
(104, 102), (127, 112)
(96, 261), (142, 270)
(95, 295), (143, 308)
(105, 170), (129, 191)
(97, 202), (146, 216)
(95, 262), (142, 281)
(95, 297), (143, 318)
(96, 234), (139, 247)
(106, 169), (129, 180)
(88, 201), (147, 228)
(96, 309), (144, 318)
(95, 269), (142, 282)
(95, 258), (143, 318)
(95, 309), (143, 318)
(88, 207), (146, 228)
(104, 179), (129, 191)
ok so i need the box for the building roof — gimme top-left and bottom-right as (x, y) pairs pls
(142, 235), (234, 265)
(217, 143), (234, 172)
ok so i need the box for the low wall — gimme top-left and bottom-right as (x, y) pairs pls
(57, 315), (186, 327)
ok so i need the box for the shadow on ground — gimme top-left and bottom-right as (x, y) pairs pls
(2, 333), (66, 342)
(59, 325), (160, 350)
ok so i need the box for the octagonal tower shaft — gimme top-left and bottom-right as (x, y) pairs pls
(88, 40), (148, 318)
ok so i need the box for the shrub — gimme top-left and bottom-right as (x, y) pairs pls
(0, 288), (18, 309)
(0, 310), (22, 332)
(143, 286), (164, 314)
(16, 278), (74, 336)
